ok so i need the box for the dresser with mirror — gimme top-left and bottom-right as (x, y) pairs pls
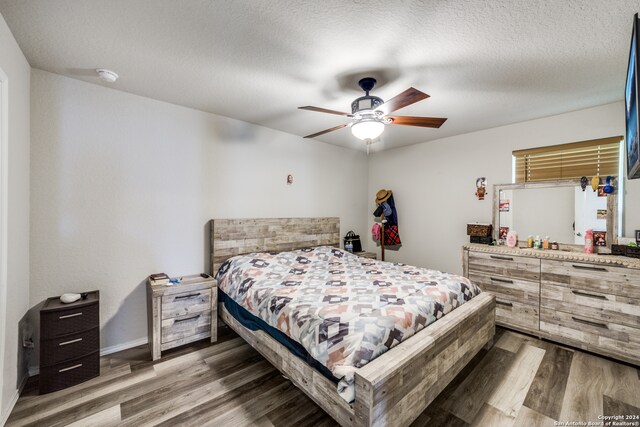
(463, 178), (640, 366)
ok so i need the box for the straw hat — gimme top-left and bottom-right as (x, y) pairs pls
(375, 189), (392, 204)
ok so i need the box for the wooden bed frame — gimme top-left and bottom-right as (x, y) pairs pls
(210, 217), (496, 427)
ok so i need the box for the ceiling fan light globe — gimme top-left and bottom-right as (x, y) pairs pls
(351, 120), (384, 140)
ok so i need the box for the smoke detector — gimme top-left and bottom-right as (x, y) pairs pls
(96, 69), (119, 83)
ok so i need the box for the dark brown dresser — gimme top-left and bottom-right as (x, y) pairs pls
(39, 291), (100, 394)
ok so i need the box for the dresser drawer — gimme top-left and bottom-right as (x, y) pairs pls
(39, 351), (100, 394)
(41, 303), (99, 338)
(468, 252), (540, 282)
(468, 272), (539, 305)
(541, 283), (640, 329)
(541, 260), (640, 299)
(495, 297), (539, 332)
(540, 308), (640, 365)
(162, 289), (211, 319)
(40, 327), (99, 367)
(161, 311), (211, 344)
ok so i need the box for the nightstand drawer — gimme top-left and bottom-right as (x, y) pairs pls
(161, 311), (211, 344)
(39, 351), (100, 394)
(41, 302), (99, 338)
(40, 327), (100, 367)
(468, 252), (540, 282)
(162, 289), (211, 319)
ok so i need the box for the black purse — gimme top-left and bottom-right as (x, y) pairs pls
(344, 231), (362, 253)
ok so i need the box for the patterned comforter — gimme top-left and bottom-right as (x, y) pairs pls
(216, 246), (481, 402)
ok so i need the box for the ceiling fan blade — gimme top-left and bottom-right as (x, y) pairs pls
(376, 88), (429, 115)
(387, 116), (447, 128)
(303, 123), (349, 139)
(298, 106), (353, 117)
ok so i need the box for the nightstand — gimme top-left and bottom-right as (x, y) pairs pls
(147, 274), (217, 361)
(354, 251), (377, 260)
(39, 291), (100, 394)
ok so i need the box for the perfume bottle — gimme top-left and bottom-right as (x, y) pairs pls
(584, 229), (594, 254)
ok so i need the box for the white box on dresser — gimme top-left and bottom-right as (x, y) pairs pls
(147, 274), (217, 361)
(463, 244), (640, 366)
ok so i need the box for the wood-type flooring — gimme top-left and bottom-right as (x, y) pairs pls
(6, 327), (640, 426)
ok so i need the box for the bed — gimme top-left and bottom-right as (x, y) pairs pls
(210, 217), (495, 427)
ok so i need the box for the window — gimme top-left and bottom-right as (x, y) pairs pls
(513, 136), (623, 183)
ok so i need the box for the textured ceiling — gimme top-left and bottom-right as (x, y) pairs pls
(0, 0), (638, 151)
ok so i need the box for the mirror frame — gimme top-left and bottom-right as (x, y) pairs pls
(492, 178), (618, 250)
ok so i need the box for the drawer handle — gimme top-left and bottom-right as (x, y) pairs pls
(59, 338), (83, 346)
(59, 312), (82, 320)
(174, 315), (200, 323)
(495, 300), (514, 307)
(490, 255), (514, 261)
(571, 289), (607, 300)
(572, 264), (607, 272)
(490, 277), (514, 284)
(174, 293), (201, 300)
(59, 363), (83, 373)
(571, 316), (608, 329)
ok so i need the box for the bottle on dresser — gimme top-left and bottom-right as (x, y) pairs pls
(584, 229), (594, 253)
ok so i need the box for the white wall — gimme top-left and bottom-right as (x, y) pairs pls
(30, 69), (368, 356)
(367, 101), (640, 274)
(0, 11), (30, 425)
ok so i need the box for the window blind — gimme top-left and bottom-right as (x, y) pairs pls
(513, 136), (622, 183)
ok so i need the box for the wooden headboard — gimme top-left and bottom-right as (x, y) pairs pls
(210, 217), (340, 275)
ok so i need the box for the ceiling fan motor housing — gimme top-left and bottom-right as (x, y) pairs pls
(351, 96), (384, 114)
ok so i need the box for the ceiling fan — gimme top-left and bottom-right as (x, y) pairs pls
(298, 77), (447, 140)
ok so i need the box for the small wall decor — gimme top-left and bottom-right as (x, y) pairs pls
(475, 177), (487, 200)
(591, 176), (600, 192)
(593, 230), (607, 247)
(287, 174), (293, 185)
(499, 200), (510, 212)
(597, 186), (606, 197)
(597, 209), (607, 220)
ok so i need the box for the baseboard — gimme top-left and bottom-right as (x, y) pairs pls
(1, 375), (28, 426)
(27, 337), (149, 378)
(100, 337), (148, 356)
